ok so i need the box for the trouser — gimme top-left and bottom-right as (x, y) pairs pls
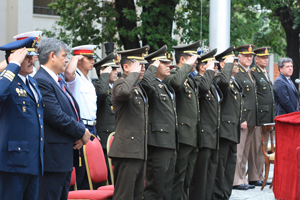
(143, 146), (177, 200)
(189, 147), (218, 200)
(248, 126), (269, 181)
(233, 126), (255, 186)
(172, 143), (198, 200)
(212, 138), (237, 200)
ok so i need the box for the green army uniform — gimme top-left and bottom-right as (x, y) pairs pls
(248, 47), (275, 184)
(141, 45), (178, 200)
(108, 46), (149, 200)
(233, 45), (259, 187)
(164, 41), (200, 200)
(212, 46), (244, 199)
(189, 49), (232, 200)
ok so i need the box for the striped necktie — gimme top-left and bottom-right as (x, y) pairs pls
(58, 77), (80, 121)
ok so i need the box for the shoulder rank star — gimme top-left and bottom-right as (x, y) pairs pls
(158, 83), (163, 88)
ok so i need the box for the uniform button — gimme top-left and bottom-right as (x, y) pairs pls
(41, 138), (43, 141)
(146, 130), (148, 133)
(23, 101), (25, 104)
(37, 104), (39, 107)
(198, 119), (200, 121)
(202, 130), (204, 132)
(198, 111), (200, 113)
(41, 125), (43, 129)
(145, 113), (147, 115)
(18, 147), (21, 151)
(181, 123), (184, 125)
(131, 137), (134, 140)
(39, 114), (41, 118)
(146, 121), (147, 124)
(161, 129), (163, 132)
(163, 98), (166, 100)
(138, 102), (140, 104)
(228, 121), (230, 123)
(107, 130), (109, 132)
(257, 103), (258, 105)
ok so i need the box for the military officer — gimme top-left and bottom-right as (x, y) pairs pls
(108, 46), (149, 200)
(233, 44), (258, 190)
(94, 52), (120, 184)
(0, 37), (44, 200)
(212, 46), (243, 199)
(164, 41), (200, 200)
(141, 45), (178, 200)
(248, 47), (274, 186)
(189, 49), (232, 200)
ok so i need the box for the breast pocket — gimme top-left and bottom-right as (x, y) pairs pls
(16, 99), (31, 118)
(132, 96), (144, 116)
(8, 141), (29, 167)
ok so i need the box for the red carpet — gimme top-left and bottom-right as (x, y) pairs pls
(274, 111), (300, 200)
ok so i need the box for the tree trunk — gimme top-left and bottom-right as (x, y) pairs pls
(115, 0), (140, 50)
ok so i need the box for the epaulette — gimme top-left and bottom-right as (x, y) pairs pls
(257, 67), (261, 73)
(252, 67), (256, 72)
(239, 67), (244, 73)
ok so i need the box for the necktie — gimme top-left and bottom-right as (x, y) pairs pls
(26, 78), (34, 98)
(263, 71), (269, 82)
(162, 80), (173, 100)
(288, 78), (297, 93)
(247, 69), (254, 83)
(58, 77), (80, 121)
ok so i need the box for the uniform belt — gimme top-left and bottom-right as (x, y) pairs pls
(82, 119), (96, 126)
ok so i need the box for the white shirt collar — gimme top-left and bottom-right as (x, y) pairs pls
(41, 65), (59, 84)
(156, 77), (163, 82)
(17, 74), (28, 84)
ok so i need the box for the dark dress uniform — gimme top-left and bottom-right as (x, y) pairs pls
(164, 63), (200, 200)
(248, 54), (275, 183)
(108, 45), (150, 200)
(141, 63), (178, 200)
(233, 62), (259, 186)
(0, 38), (44, 200)
(189, 53), (232, 200)
(212, 66), (243, 199)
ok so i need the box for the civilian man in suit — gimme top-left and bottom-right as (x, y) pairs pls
(190, 49), (232, 200)
(273, 57), (299, 116)
(164, 42), (200, 200)
(213, 46), (243, 199)
(233, 45), (258, 190)
(94, 52), (120, 184)
(108, 46), (149, 200)
(0, 37), (43, 200)
(248, 47), (275, 186)
(34, 38), (91, 200)
(141, 45), (178, 200)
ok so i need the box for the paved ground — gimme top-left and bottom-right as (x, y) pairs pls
(230, 165), (275, 200)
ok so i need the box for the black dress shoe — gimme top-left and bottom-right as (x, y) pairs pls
(232, 184), (249, 190)
(266, 181), (272, 185)
(246, 184), (255, 189)
(249, 181), (263, 186)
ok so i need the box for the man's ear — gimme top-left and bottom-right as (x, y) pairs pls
(49, 52), (56, 62)
(123, 63), (130, 72)
(180, 56), (186, 65)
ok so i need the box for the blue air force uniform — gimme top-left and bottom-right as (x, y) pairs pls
(0, 37), (44, 200)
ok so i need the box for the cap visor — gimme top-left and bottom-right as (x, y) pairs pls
(27, 51), (38, 56)
(159, 58), (172, 63)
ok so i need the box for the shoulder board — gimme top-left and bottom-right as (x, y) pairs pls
(239, 67), (244, 73)
(257, 67), (261, 73)
(252, 67), (256, 72)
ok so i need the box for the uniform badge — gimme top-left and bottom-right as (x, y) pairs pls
(16, 88), (20, 93)
(158, 84), (163, 88)
(111, 106), (113, 111)
(188, 94), (191, 97)
(22, 106), (26, 112)
(234, 96), (237, 100)
(134, 89), (139, 95)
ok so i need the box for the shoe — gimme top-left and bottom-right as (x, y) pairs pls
(266, 181), (272, 185)
(249, 181), (263, 186)
(246, 184), (255, 189)
(232, 184), (249, 190)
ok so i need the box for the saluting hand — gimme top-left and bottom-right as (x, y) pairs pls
(130, 61), (142, 73)
(101, 66), (112, 75)
(185, 55), (197, 66)
(8, 47), (27, 64)
(152, 60), (160, 68)
(224, 56), (234, 63)
(206, 59), (215, 70)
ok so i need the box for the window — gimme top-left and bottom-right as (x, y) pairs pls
(33, 0), (58, 15)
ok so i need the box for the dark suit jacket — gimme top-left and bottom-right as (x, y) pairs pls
(94, 73), (115, 149)
(108, 72), (148, 160)
(140, 65), (178, 150)
(34, 67), (85, 172)
(273, 73), (299, 116)
(164, 64), (200, 147)
(234, 64), (258, 126)
(251, 65), (275, 124)
(194, 63), (231, 149)
(0, 63), (44, 175)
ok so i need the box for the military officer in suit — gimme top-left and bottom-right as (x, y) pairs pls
(94, 52), (120, 184)
(212, 46), (243, 199)
(0, 37), (44, 200)
(248, 47), (275, 186)
(233, 44), (258, 190)
(108, 46), (149, 200)
(141, 45), (178, 200)
(190, 49), (232, 200)
(164, 41), (200, 200)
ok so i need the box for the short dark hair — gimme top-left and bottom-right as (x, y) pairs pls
(120, 58), (133, 71)
(175, 53), (189, 65)
(278, 57), (293, 71)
